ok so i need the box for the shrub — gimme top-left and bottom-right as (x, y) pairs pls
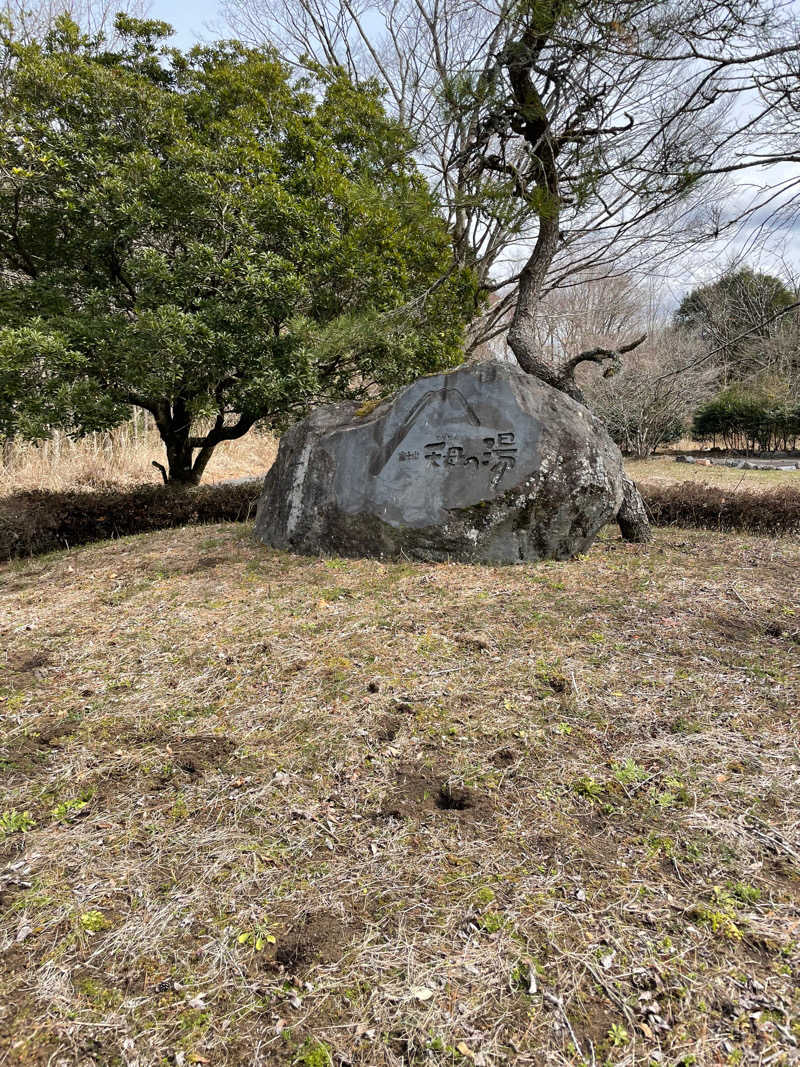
(639, 482), (800, 535)
(0, 481), (261, 561)
(604, 411), (684, 457)
(586, 330), (714, 458)
(692, 378), (800, 453)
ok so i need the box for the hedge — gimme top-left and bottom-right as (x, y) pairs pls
(0, 480), (261, 561)
(1, 478), (798, 563)
(639, 482), (800, 536)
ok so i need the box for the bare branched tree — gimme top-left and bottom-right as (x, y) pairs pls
(691, 43), (800, 246)
(588, 335), (716, 458)
(508, 272), (643, 377)
(751, 309), (800, 389)
(222, 0), (800, 358)
(1, 0), (150, 42)
(523, 274), (714, 457)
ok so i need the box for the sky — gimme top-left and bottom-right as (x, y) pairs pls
(148, 0), (222, 48)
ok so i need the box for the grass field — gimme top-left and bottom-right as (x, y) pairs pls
(628, 458), (800, 492)
(1, 524), (799, 1065)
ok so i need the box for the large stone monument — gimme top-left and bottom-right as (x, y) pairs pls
(255, 362), (629, 563)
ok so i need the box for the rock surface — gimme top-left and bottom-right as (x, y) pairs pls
(255, 362), (627, 563)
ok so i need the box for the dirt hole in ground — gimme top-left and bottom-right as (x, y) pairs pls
(436, 784), (473, 810)
(35, 717), (78, 746)
(706, 611), (764, 644)
(10, 715), (78, 756)
(167, 735), (236, 777)
(275, 912), (355, 971)
(180, 555), (228, 575)
(380, 764), (487, 820)
(375, 714), (401, 742)
(8, 650), (52, 673)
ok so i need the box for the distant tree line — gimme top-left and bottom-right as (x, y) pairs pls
(692, 383), (800, 454)
(566, 267), (800, 458)
(680, 269), (800, 454)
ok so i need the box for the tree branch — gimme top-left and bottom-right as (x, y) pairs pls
(152, 460), (168, 483)
(562, 332), (648, 380)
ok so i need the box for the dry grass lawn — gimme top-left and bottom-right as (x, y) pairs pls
(629, 458), (800, 493)
(1, 524), (799, 1066)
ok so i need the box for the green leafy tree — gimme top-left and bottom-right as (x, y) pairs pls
(674, 269), (797, 383)
(0, 15), (472, 482)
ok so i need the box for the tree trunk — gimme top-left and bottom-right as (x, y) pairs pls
(617, 475), (652, 543)
(506, 168), (564, 385)
(150, 401), (201, 486)
(475, 35), (652, 545)
(147, 399), (256, 487)
(158, 432), (199, 485)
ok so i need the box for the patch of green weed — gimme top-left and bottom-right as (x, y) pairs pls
(79, 910), (112, 933)
(0, 809), (36, 837)
(294, 1039), (332, 1066)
